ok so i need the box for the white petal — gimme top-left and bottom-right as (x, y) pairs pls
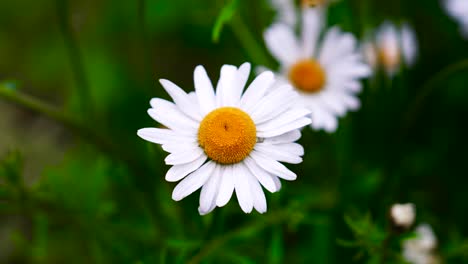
(257, 117), (311, 138)
(271, 0), (297, 26)
(216, 64), (238, 107)
(254, 144), (302, 164)
(301, 7), (324, 58)
(194, 65), (216, 115)
(234, 164), (254, 213)
(199, 164), (222, 215)
(159, 79), (202, 120)
(233, 63), (251, 103)
(256, 108), (310, 131)
(318, 27), (342, 66)
(137, 128), (196, 145)
(264, 23), (302, 66)
(248, 172), (267, 214)
(244, 157), (279, 193)
(240, 71), (275, 112)
(165, 147), (205, 165)
(271, 175), (282, 191)
(161, 142), (199, 153)
(263, 130), (302, 144)
(309, 104), (338, 132)
(165, 154), (207, 182)
(401, 24), (418, 66)
(319, 92), (347, 117)
(250, 151), (297, 181)
(172, 161), (216, 201)
(250, 85), (299, 123)
(147, 107), (198, 135)
(216, 165), (235, 207)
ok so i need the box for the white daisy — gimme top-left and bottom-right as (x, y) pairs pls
(390, 203), (416, 229)
(262, 7), (371, 133)
(363, 22), (418, 77)
(403, 224), (440, 264)
(137, 63), (311, 215)
(444, 0), (468, 38)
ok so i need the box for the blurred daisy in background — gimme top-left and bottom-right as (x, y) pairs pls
(390, 203), (416, 229)
(443, 0), (468, 38)
(261, 4), (370, 132)
(402, 224), (440, 264)
(138, 63), (311, 215)
(363, 22), (418, 77)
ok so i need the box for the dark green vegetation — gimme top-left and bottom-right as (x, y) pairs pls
(0, 0), (467, 263)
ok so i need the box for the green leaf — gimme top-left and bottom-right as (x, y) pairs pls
(212, 0), (239, 43)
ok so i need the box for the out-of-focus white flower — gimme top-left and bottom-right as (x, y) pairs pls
(261, 7), (371, 132)
(363, 22), (418, 77)
(138, 63), (311, 215)
(403, 224), (440, 264)
(391, 203), (416, 228)
(444, 0), (468, 38)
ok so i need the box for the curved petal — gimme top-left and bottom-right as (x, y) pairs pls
(199, 164), (222, 215)
(165, 147), (205, 165)
(248, 172), (267, 214)
(194, 65), (216, 115)
(234, 164), (254, 213)
(159, 79), (202, 120)
(240, 71), (275, 112)
(137, 128), (196, 145)
(250, 151), (297, 181)
(172, 161), (216, 201)
(216, 165), (235, 207)
(244, 157), (279, 193)
(165, 154), (207, 182)
(262, 130), (301, 144)
(301, 7), (324, 58)
(256, 117), (311, 138)
(264, 23), (302, 66)
(216, 64), (238, 107)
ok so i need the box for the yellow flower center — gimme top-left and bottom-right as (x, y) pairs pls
(198, 107), (257, 164)
(288, 59), (326, 93)
(379, 47), (400, 70)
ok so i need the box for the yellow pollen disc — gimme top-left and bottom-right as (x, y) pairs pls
(198, 107), (257, 164)
(378, 48), (400, 70)
(288, 59), (326, 93)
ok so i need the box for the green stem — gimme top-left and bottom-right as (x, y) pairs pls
(400, 59), (468, 138)
(56, 0), (92, 117)
(229, 15), (272, 67)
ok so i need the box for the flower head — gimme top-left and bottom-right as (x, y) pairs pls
(262, 6), (371, 132)
(403, 224), (440, 264)
(444, 0), (468, 38)
(390, 203), (416, 229)
(137, 63), (311, 215)
(363, 22), (418, 77)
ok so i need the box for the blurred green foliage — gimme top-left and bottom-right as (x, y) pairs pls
(0, 0), (468, 263)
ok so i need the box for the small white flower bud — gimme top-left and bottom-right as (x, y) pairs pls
(391, 203), (416, 228)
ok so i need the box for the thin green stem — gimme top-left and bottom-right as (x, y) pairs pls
(56, 0), (92, 117)
(399, 59), (468, 138)
(229, 15), (273, 67)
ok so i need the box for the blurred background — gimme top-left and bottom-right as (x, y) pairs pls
(0, 0), (467, 263)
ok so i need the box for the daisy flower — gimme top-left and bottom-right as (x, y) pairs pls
(402, 224), (440, 264)
(444, 0), (468, 38)
(137, 63), (311, 215)
(261, 6), (371, 132)
(363, 22), (418, 77)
